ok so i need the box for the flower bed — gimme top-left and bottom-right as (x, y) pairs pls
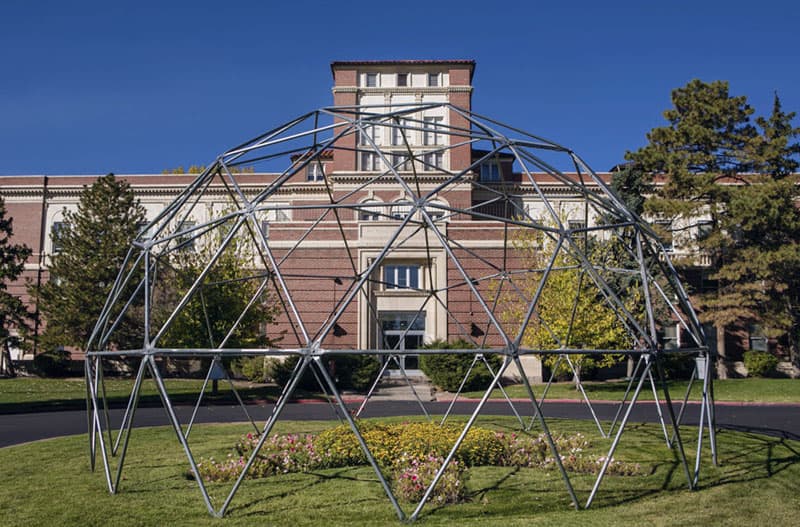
(196, 422), (642, 504)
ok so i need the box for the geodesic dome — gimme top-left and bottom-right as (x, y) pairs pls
(85, 103), (714, 520)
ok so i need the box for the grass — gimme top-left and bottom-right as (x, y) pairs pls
(461, 378), (800, 404)
(0, 376), (313, 414)
(1, 417), (798, 526)
(0, 376), (797, 415)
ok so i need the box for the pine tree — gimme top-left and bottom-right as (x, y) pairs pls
(0, 197), (32, 376)
(706, 95), (800, 367)
(35, 174), (146, 354)
(627, 81), (800, 374)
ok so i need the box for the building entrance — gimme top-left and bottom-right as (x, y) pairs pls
(379, 311), (425, 372)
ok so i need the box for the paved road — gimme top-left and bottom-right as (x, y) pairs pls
(1, 399), (798, 448)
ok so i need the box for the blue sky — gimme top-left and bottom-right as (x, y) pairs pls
(1, 0), (798, 175)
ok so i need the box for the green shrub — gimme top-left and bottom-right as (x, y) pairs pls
(267, 354), (381, 392)
(744, 350), (778, 377)
(419, 339), (501, 392)
(328, 354), (381, 392)
(234, 356), (268, 382)
(33, 347), (71, 377)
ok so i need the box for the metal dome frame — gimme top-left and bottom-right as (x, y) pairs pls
(85, 103), (716, 521)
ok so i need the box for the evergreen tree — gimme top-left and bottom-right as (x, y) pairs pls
(705, 95), (800, 367)
(627, 81), (800, 373)
(610, 163), (651, 217)
(0, 197), (32, 376)
(750, 93), (800, 178)
(35, 174), (146, 353)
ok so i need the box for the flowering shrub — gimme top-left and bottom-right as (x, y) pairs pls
(394, 454), (466, 504)
(195, 422), (642, 498)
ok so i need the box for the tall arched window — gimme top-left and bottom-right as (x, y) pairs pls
(390, 201), (413, 220)
(358, 199), (383, 221)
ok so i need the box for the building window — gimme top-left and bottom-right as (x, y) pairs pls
(392, 119), (413, 146)
(391, 153), (411, 171)
(662, 324), (680, 350)
(365, 72), (378, 87)
(358, 200), (382, 221)
(136, 221), (152, 240)
(51, 221), (68, 253)
(360, 151), (380, 171)
(480, 163), (501, 182)
(397, 73), (409, 87)
(307, 163), (325, 181)
(423, 152), (443, 171)
(359, 124), (382, 146)
(427, 201), (447, 221)
(749, 324), (768, 352)
(177, 220), (196, 251)
(423, 116), (443, 146)
(696, 221), (713, 241)
(568, 220), (586, 231)
(427, 73), (440, 87)
(391, 202), (413, 220)
(383, 264), (421, 290)
(654, 220), (674, 252)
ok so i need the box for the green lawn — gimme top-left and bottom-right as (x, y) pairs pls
(1, 417), (798, 526)
(0, 377), (297, 414)
(461, 378), (800, 404)
(0, 377), (797, 414)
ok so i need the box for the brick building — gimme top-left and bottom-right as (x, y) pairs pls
(0, 60), (769, 378)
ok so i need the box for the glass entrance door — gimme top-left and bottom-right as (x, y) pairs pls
(379, 312), (425, 371)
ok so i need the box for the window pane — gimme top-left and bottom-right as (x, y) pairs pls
(51, 221), (68, 253)
(383, 265), (420, 290)
(428, 73), (439, 87)
(481, 163), (500, 182)
(397, 73), (408, 87)
(178, 221), (196, 250)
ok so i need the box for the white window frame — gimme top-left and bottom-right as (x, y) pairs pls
(360, 124), (382, 146)
(364, 72), (379, 87)
(392, 119), (413, 146)
(391, 153), (411, 172)
(391, 201), (413, 220)
(358, 200), (382, 221)
(360, 151), (380, 171)
(422, 152), (443, 171)
(427, 72), (440, 87)
(50, 221), (68, 253)
(383, 264), (421, 290)
(307, 163), (325, 181)
(397, 72), (409, 87)
(426, 201), (448, 221)
(423, 116), (443, 146)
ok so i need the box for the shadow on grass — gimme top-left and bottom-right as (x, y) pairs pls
(0, 384), (326, 415)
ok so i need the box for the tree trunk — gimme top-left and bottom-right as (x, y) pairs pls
(715, 323), (729, 379)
